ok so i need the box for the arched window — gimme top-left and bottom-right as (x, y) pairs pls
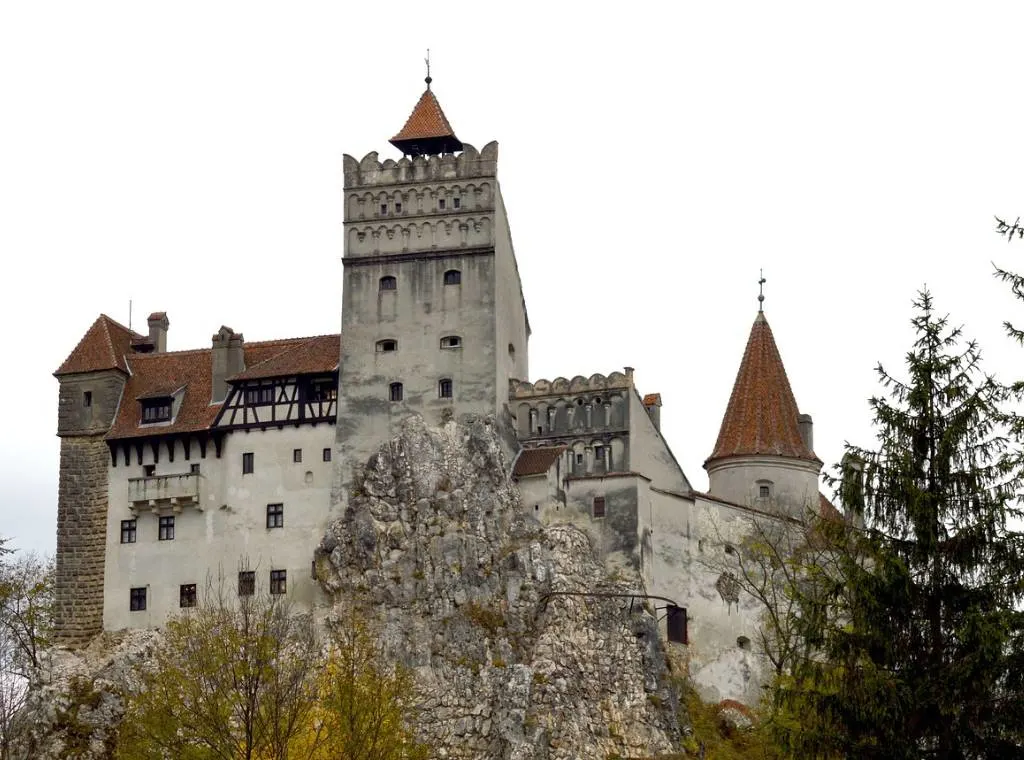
(389, 383), (403, 402)
(443, 270), (461, 286)
(439, 378), (453, 398)
(440, 335), (462, 349)
(379, 276), (397, 291)
(375, 339), (398, 353)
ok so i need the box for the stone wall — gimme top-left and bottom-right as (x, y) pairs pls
(55, 435), (112, 647)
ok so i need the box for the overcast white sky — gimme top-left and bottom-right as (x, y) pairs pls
(2, 2), (1023, 556)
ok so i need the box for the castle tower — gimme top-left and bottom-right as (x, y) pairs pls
(335, 77), (530, 499)
(52, 315), (141, 645)
(703, 310), (821, 515)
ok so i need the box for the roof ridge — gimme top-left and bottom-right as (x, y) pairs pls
(98, 313), (145, 339)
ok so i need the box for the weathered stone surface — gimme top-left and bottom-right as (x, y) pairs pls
(318, 415), (682, 759)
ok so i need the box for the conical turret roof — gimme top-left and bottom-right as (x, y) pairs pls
(390, 86), (464, 157)
(705, 312), (820, 467)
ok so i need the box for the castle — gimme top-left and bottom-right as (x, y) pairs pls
(53, 78), (831, 705)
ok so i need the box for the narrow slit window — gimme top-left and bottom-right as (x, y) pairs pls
(293, 449), (302, 463)
(83, 391), (92, 408)
(443, 269), (461, 285)
(242, 452), (254, 475)
(389, 383), (403, 402)
(379, 276), (397, 291)
(439, 378), (453, 398)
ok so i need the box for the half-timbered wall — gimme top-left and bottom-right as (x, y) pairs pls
(215, 375), (338, 430)
(103, 424), (335, 629)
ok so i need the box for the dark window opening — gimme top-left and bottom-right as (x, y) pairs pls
(594, 445), (605, 460)
(667, 605), (688, 644)
(389, 383), (403, 402)
(438, 198), (446, 210)
(439, 378), (453, 398)
(143, 464), (156, 477)
(724, 544), (736, 555)
(737, 635), (751, 650)
(158, 516), (175, 541)
(267, 503), (284, 529)
(453, 197), (461, 209)
(593, 497), (606, 519)
(508, 343), (515, 357)
(575, 453), (583, 465)
(238, 571), (255, 596)
(141, 399), (172, 423)
(180, 584), (197, 608)
(323, 447), (332, 462)
(537, 427), (543, 435)
(242, 452), (254, 474)
(120, 519), (136, 544)
(310, 379), (337, 402)
(270, 569), (287, 595)
(759, 485), (770, 498)
(130, 587), (146, 612)
(395, 202), (402, 213)
(245, 385), (276, 406)
(83, 391), (92, 408)
(443, 269), (461, 285)
(376, 339), (398, 353)
(190, 463), (201, 474)
(293, 449), (302, 463)
(379, 276), (397, 291)
(380, 203), (388, 215)
(440, 335), (461, 349)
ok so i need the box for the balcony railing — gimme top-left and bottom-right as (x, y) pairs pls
(128, 473), (201, 513)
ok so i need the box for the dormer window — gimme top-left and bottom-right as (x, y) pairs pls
(439, 335), (461, 349)
(141, 398), (172, 423)
(443, 270), (461, 285)
(244, 386), (275, 406)
(379, 276), (397, 291)
(309, 378), (337, 402)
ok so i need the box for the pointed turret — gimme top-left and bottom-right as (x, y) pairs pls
(704, 311), (822, 514)
(389, 78), (464, 157)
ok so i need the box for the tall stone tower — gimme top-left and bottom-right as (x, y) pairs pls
(52, 315), (140, 645)
(703, 309), (822, 515)
(335, 77), (530, 501)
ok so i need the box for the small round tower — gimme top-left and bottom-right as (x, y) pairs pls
(703, 310), (821, 517)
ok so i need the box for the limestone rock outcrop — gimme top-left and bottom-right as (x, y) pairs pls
(318, 415), (682, 759)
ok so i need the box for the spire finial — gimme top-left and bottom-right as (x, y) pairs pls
(424, 49), (432, 89)
(758, 269), (766, 312)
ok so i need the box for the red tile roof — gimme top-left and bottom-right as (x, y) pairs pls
(706, 312), (819, 466)
(642, 393), (662, 407)
(819, 492), (842, 520)
(513, 446), (567, 477)
(54, 315), (143, 376)
(97, 333), (339, 441)
(391, 88), (459, 142)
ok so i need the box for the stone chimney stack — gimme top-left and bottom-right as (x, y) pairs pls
(147, 312), (169, 353)
(797, 413), (814, 454)
(211, 326), (245, 403)
(643, 393), (663, 432)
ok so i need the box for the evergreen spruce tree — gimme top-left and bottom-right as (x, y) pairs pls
(773, 290), (1024, 759)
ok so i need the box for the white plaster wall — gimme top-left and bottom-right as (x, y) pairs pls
(104, 425), (334, 630)
(707, 455), (820, 518)
(492, 187), (529, 412)
(627, 390), (690, 492)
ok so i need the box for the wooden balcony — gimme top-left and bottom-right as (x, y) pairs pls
(128, 473), (201, 514)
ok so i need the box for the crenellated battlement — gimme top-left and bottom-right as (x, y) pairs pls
(343, 141), (498, 189)
(510, 371), (633, 400)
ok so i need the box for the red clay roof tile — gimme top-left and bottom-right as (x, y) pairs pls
(642, 393), (662, 406)
(230, 335), (339, 381)
(54, 315), (143, 376)
(513, 446), (567, 477)
(706, 312), (819, 466)
(391, 88), (459, 142)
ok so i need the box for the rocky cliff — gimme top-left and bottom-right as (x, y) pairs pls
(318, 415), (682, 759)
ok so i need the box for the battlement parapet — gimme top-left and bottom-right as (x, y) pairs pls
(343, 142), (498, 188)
(510, 371), (632, 400)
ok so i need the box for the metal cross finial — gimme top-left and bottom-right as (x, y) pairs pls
(758, 269), (766, 312)
(425, 49), (432, 88)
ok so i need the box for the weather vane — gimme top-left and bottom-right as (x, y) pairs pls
(425, 49), (432, 88)
(758, 269), (766, 312)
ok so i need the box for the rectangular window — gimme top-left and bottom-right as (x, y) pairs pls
(238, 571), (255, 596)
(158, 516), (175, 541)
(293, 449), (302, 463)
(593, 496), (606, 519)
(439, 378), (453, 398)
(141, 399), (172, 423)
(83, 391), (92, 408)
(245, 386), (276, 406)
(270, 569), (287, 595)
(759, 485), (770, 498)
(267, 503), (284, 529)
(242, 452), (254, 475)
(438, 198), (446, 210)
(143, 464), (156, 477)
(180, 583), (197, 608)
(120, 519), (137, 544)
(130, 587), (146, 611)
(190, 463), (201, 474)
(389, 383), (403, 402)
(323, 447), (332, 462)
(380, 203), (388, 215)
(453, 197), (461, 209)
(594, 445), (605, 462)
(575, 453), (583, 465)
(310, 380), (337, 401)
(395, 202), (402, 213)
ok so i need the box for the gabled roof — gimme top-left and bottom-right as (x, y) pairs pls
(54, 315), (143, 376)
(706, 312), (819, 466)
(389, 87), (464, 157)
(513, 446), (567, 477)
(104, 334), (340, 441)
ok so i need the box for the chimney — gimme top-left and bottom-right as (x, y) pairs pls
(211, 326), (245, 403)
(147, 312), (169, 353)
(797, 413), (813, 453)
(643, 393), (663, 432)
